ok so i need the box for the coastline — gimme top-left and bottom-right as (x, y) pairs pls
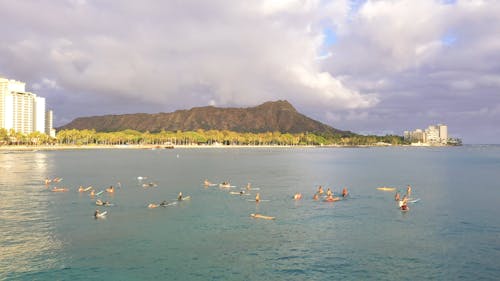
(0, 143), (460, 152)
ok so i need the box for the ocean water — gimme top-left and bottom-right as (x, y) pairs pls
(1, 146), (499, 280)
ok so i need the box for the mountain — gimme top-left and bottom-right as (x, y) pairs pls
(58, 100), (352, 136)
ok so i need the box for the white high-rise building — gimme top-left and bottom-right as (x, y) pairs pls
(405, 124), (449, 145)
(34, 96), (46, 133)
(438, 124), (448, 144)
(0, 76), (55, 136)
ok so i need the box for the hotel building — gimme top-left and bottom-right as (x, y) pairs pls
(404, 124), (448, 145)
(0, 76), (55, 137)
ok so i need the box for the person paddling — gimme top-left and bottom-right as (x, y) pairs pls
(342, 187), (348, 197)
(399, 195), (409, 211)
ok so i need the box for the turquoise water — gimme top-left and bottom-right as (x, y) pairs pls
(1, 146), (499, 280)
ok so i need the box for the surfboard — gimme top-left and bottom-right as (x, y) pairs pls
(230, 191), (250, 195)
(409, 198), (420, 203)
(84, 186), (93, 191)
(377, 187), (396, 191)
(95, 211), (107, 218)
(179, 196), (191, 201)
(95, 190), (104, 196)
(247, 199), (270, 202)
(251, 214), (275, 220)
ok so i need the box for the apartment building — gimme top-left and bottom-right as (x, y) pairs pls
(0, 76), (55, 136)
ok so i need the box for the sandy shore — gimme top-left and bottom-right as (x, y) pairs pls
(0, 144), (325, 151)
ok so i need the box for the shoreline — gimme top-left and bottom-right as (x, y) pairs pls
(0, 143), (460, 152)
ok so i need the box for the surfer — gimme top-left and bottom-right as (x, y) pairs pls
(326, 188), (333, 197)
(246, 183), (252, 190)
(178, 192), (183, 201)
(313, 193), (319, 200)
(255, 193), (261, 202)
(317, 186), (324, 194)
(342, 187), (348, 197)
(406, 185), (412, 197)
(293, 193), (302, 200)
(94, 210), (105, 218)
(399, 195), (409, 211)
(106, 186), (114, 193)
(148, 203), (159, 208)
(395, 192), (400, 201)
(400, 197), (409, 211)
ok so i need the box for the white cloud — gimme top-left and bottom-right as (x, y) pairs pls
(1, 0), (373, 112)
(1, 0), (500, 142)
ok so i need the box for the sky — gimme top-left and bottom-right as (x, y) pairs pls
(1, 0), (499, 144)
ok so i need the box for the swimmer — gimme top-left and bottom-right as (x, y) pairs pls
(246, 183), (252, 190)
(395, 192), (400, 201)
(313, 193), (319, 200)
(178, 192), (183, 201)
(406, 185), (412, 197)
(255, 193), (261, 202)
(89, 190), (95, 197)
(204, 179), (212, 186)
(78, 186), (85, 192)
(106, 186), (114, 193)
(148, 203), (159, 208)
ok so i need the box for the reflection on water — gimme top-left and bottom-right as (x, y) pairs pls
(0, 152), (62, 278)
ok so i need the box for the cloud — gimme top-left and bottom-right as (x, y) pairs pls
(316, 0), (500, 143)
(1, 0), (500, 143)
(0, 0), (372, 120)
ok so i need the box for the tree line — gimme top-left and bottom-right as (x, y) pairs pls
(0, 128), (405, 146)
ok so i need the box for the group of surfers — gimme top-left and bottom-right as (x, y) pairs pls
(205, 180), (274, 219)
(44, 177), (121, 218)
(45, 177), (68, 192)
(147, 192), (190, 208)
(204, 179), (352, 220)
(306, 185), (349, 202)
(394, 185), (412, 211)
